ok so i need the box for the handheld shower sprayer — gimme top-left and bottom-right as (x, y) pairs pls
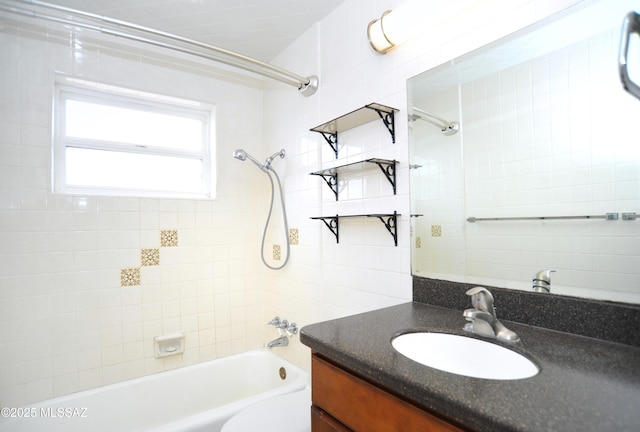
(232, 148), (290, 270)
(233, 149), (264, 170)
(232, 149), (247, 160)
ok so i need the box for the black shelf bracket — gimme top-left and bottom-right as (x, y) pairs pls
(319, 132), (339, 159)
(311, 215), (340, 243)
(372, 106), (396, 143)
(372, 211), (398, 246)
(316, 172), (339, 201)
(372, 159), (396, 194)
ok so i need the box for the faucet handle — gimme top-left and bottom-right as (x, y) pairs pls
(266, 316), (281, 326)
(286, 322), (298, 335)
(465, 287), (496, 317)
(466, 286), (492, 297)
(276, 319), (289, 329)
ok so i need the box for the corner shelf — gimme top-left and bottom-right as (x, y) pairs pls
(310, 212), (400, 246)
(310, 103), (398, 159)
(310, 158), (397, 201)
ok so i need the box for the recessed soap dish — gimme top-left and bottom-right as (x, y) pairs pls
(154, 333), (185, 358)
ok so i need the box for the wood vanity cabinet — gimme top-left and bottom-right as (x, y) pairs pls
(311, 353), (463, 432)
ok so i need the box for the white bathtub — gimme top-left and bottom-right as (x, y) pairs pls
(0, 350), (308, 432)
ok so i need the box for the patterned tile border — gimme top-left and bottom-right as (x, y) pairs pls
(141, 248), (160, 266)
(289, 228), (299, 245)
(431, 225), (442, 237)
(120, 268), (141, 287)
(160, 230), (178, 247)
(120, 230), (180, 287)
(273, 244), (281, 261)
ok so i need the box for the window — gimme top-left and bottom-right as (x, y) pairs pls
(53, 78), (215, 198)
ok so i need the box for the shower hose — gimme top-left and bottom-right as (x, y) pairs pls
(261, 167), (290, 270)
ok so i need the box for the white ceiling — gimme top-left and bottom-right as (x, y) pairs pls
(37, 0), (348, 62)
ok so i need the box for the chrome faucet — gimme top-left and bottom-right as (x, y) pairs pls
(532, 270), (555, 293)
(265, 316), (298, 349)
(267, 335), (289, 348)
(463, 287), (519, 343)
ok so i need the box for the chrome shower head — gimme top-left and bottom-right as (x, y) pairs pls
(264, 149), (285, 169)
(232, 149), (264, 169)
(232, 149), (247, 161)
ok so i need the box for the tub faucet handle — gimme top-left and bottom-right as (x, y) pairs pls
(286, 322), (298, 335)
(276, 319), (289, 329)
(266, 316), (281, 326)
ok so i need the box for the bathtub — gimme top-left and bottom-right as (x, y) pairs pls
(0, 350), (308, 432)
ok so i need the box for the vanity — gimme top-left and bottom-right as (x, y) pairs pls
(300, 278), (640, 431)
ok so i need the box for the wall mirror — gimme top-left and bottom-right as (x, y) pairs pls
(408, 0), (640, 304)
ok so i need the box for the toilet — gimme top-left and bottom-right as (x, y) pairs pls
(221, 388), (311, 432)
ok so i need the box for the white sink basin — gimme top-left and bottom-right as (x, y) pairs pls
(392, 332), (538, 380)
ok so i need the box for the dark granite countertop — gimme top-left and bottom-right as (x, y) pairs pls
(300, 302), (640, 432)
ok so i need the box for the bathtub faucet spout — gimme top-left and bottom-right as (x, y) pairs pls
(267, 335), (289, 349)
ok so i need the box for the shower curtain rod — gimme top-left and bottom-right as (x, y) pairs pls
(411, 107), (459, 136)
(0, 0), (319, 96)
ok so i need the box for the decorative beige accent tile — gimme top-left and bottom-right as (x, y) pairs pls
(160, 230), (178, 247)
(273, 244), (281, 261)
(141, 248), (160, 266)
(416, 237), (422, 248)
(431, 225), (442, 237)
(289, 228), (299, 245)
(121, 268), (141, 287)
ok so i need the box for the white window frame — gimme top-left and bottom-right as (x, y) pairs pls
(53, 78), (216, 199)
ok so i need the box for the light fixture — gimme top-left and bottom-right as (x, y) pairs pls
(367, 0), (481, 54)
(367, 10), (395, 54)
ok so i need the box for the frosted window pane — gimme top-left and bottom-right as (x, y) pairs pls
(66, 100), (202, 151)
(66, 148), (204, 193)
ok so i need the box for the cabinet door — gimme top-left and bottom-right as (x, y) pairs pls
(312, 355), (462, 432)
(311, 406), (352, 432)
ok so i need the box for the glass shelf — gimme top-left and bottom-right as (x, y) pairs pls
(310, 212), (400, 246)
(310, 158), (397, 200)
(310, 103), (398, 158)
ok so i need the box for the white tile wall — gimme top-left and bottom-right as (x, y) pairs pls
(0, 15), (267, 406)
(0, 0), (615, 408)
